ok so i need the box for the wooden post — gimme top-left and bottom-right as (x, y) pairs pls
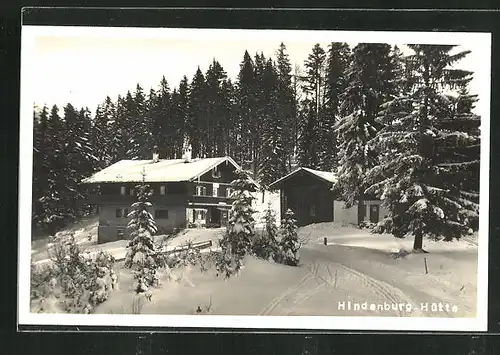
(424, 257), (428, 274)
(324, 237), (327, 246)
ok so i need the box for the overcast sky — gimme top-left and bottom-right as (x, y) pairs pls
(28, 27), (489, 115)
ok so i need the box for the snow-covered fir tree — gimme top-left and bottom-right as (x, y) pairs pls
(365, 44), (480, 251)
(275, 42), (297, 171)
(258, 58), (287, 188)
(252, 202), (279, 261)
(278, 209), (301, 266)
(334, 43), (399, 226)
(318, 42), (351, 171)
(124, 167), (161, 293)
(216, 170), (256, 277)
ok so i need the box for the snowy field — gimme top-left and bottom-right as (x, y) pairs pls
(31, 217), (478, 318)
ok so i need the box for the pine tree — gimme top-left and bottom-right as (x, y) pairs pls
(278, 209), (301, 266)
(186, 68), (207, 158)
(252, 52), (267, 175)
(152, 76), (172, 158)
(258, 59), (287, 188)
(42, 105), (67, 234)
(334, 43), (399, 226)
(32, 105), (50, 228)
(235, 51), (257, 169)
(275, 43), (297, 171)
(365, 44), (480, 251)
(252, 202), (279, 261)
(124, 167), (161, 292)
(109, 95), (128, 163)
(127, 84), (152, 159)
(319, 43), (351, 171)
(174, 76), (189, 158)
(216, 171), (256, 278)
(205, 59), (230, 157)
(92, 96), (115, 169)
(298, 44), (327, 168)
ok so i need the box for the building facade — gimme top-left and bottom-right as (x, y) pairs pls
(269, 167), (389, 227)
(82, 155), (258, 244)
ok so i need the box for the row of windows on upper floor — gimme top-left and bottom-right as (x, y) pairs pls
(116, 184), (234, 198)
(116, 208), (168, 219)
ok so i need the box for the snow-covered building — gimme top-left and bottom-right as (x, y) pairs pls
(268, 167), (389, 227)
(81, 152), (258, 244)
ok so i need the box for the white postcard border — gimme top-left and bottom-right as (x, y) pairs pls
(18, 25), (491, 332)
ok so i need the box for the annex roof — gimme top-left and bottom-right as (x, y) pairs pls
(81, 156), (259, 187)
(268, 167), (337, 190)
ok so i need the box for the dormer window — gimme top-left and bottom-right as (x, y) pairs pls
(212, 166), (221, 178)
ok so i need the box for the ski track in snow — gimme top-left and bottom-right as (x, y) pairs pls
(334, 262), (425, 317)
(260, 259), (425, 317)
(259, 273), (313, 316)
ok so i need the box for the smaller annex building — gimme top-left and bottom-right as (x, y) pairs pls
(268, 167), (389, 227)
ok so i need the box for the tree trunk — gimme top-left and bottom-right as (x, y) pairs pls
(357, 194), (365, 227)
(412, 232), (428, 252)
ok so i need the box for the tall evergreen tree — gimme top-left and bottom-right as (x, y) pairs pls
(32, 105), (50, 227)
(298, 44), (327, 168)
(318, 43), (351, 171)
(186, 68), (207, 159)
(92, 96), (115, 169)
(205, 59), (231, 157)
(365, 44), (480, 250)
(125, 167), (161, 292)
(151, 76), (172, 158)
(235, 51), (257, 168)
(216, 171), (256, 277)
(127, 84), (152, 159)
(258, 59), (287, 188)
(334, 43), (399, 226)
(275, 43), (297, 171)
(109, 95), (128, 163)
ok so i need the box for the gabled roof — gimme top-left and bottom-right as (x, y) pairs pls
(268, 167), (337, 190)
(81, 156), (260, 187)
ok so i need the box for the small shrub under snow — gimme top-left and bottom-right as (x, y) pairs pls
(30, 231), (116, 314)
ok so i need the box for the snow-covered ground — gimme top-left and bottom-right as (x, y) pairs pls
(31, 218), (478, 318)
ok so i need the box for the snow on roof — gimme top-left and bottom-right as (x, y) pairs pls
(268, 167), (337, 189)
(302, 167), (337, 183)
(81, 156), (255, 184)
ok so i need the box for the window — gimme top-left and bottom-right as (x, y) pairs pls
(212, 166), (221, 178)
(160, 185), (166, 195)
(117, 229), (124, 238)
(197, 210), (206, 220)
(310, 204), (316, 217)
(130, 188), (135, 196)
(120, 186), (126, 195)
(155, 209), (169, 219)
(226, 187), (233, 197)
(116, 208), (128, 218)
(213, 183), (219, 197)
(195, 185), (206, 196)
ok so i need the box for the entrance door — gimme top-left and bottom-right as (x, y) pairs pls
(369, 204), (380, 223)
(209, 207), (222, 226)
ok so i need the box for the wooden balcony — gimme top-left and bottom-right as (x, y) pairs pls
(85, 193), (187, 206)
